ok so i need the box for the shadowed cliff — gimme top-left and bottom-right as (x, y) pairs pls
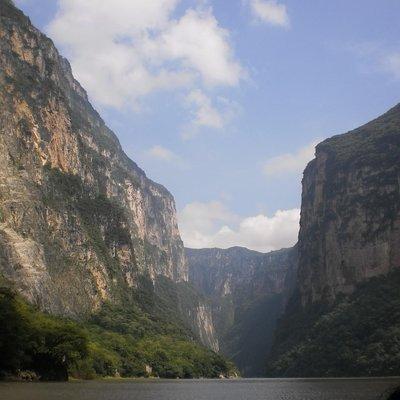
(268, 103), (400, 377)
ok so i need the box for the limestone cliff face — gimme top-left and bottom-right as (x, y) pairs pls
(298, 104), (400, 306)
(187, 246), (297, 376)
(189, 302), (219, 352)
(0, 1), (188, 317)
(267, 104), (400, 376)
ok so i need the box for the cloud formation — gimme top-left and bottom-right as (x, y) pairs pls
(47, 1), (244, 110)
(382, 52), (400, 80)
(186, 90), (224, 129)
(248, 0), (290, 28)
(181, 90), (239, 139)
(178, 201), (299, 252)
(146, 145), (182, 164)
(347, 42), (400, 81)
(263, 140), (317, 178)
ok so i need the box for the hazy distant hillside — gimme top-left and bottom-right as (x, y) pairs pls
(187, 246), (297, 376)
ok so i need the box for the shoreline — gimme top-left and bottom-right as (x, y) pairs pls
(1, 376), (399, 384)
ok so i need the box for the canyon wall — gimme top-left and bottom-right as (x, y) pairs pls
(268, 103), (400, 376)
(297, 103), (400, 307)
(187, 246), (297, 376)
(0, 0), (217, 349)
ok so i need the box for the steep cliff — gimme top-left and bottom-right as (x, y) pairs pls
(297, 103), (400, 306)
(268, 103), (400, 376)
(187, 246), (297, 376)
(0, 0), (218, 353)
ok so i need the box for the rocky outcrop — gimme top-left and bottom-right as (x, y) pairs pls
(268, 103), (400, 377)
(190, 303), (219, 352)
(0, 1), (188, 317)
(187, 246), (297, 376)
(298, 103), (400, 306)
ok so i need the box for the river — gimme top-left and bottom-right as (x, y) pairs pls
(0, 377), (398, 400)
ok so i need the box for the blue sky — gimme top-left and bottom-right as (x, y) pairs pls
(15, 0), (400, 251)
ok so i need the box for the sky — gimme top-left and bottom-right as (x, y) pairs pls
(15, 0), (400, 252)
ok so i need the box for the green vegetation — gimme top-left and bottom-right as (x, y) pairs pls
(224, 293), (284, 377)
(0, 287), (87, 381)
(267, 269), (400, 377)
(23, 167), (236, 381)
(0, 286), (234, 380)
(318, 103), (400, 166)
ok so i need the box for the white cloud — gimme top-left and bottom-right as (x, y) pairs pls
(181, 89), (240, 139)
(263, 140), (317, 178)
(179, 201), (299, 252)
(382, 52), (400, 80)
(346, 42), (400, 81)
(47, 1), (244, 109)
(186, 90), (224, 129)
(248, 0), (290, 28)
(146, 145), (182, 164)
(160, 8), (243, 87)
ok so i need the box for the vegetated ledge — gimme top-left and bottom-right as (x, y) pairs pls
(0, 283), (238, 382)
(266, 268), (400, 378)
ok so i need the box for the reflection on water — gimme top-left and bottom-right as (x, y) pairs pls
(0, 378), (399, 400)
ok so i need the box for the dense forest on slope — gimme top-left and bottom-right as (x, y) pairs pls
(222, 292), (285, 376)
(267, 269), (400, 377)
(0, 279), (235, 380)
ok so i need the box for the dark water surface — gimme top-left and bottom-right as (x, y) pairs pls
(0, 378), (399, 400)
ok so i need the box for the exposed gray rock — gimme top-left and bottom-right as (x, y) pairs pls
(267, 103), (400, 377)
(297, 103), (400, 306)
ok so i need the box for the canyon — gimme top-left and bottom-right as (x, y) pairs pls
(1, 0), (400, 379)
(186, 246), (297, 376)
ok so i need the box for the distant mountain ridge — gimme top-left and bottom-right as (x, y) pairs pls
(188, 102), (400, 377)
(186, 245), (297, 376)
